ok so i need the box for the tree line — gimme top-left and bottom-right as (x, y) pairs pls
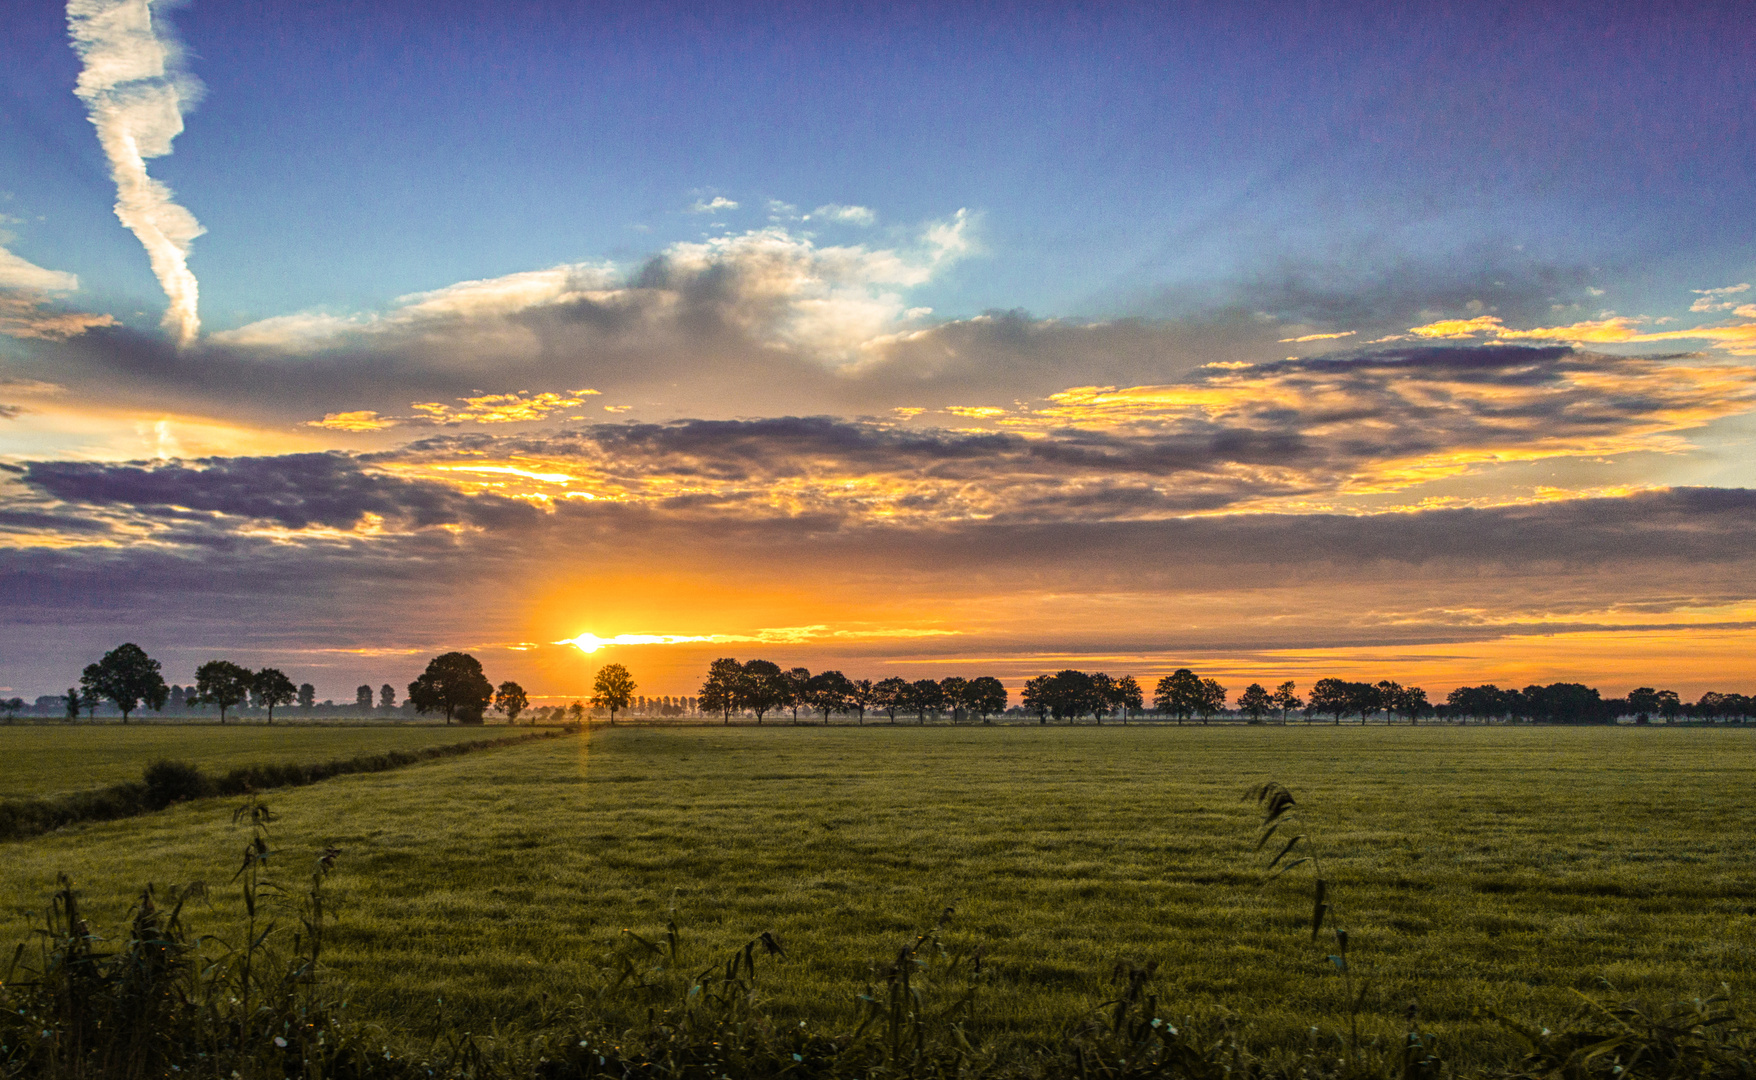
(25, 644), (1754, 727)
(696, 659), (1008, 723)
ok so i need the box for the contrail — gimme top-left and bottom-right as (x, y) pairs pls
(66, 0), (205, 345)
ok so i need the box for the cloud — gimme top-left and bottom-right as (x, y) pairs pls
(0, 293), (118, 341)
(66, 0), (205, 345)
(1406, 313), (1756, 355)
(1278, 330), (1356, 343)
(307, 410), (398, 432)
(807, 204), (876, 226)
(687, 196), (739, 214)
(1691, 283), (1752, 313)
(0, 245), (80, 294)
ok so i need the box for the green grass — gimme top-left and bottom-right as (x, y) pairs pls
(0, 725), (1750, 1069)
(0, 721), (514, 798)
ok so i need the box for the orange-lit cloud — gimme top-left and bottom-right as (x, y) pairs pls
(1407, 312), (1756, 354)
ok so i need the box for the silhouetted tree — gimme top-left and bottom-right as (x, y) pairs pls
(968, 676), (1008, 722)
(495, 680), (529, 723)
(780, 667), (811, 724)
(1307, 678), (1350, 723)
(699, 658), (743, 722)
(64, 687), (81, 722)
(849, 678), (875, 724)
(1022, 675), (1052, 723)
(297, 683), (316, 710)
(1153, 669), (1202, 724)
(1238, 683), (1273, 722)
(1042, 669), (1095, 722)
(408, 652), (494, 724)
(356, 685), (374, 711)
(740, 660), (786, 724)
(873, 677), (909, 723)
(379, 683), (396, 711)
(1627, 686), (1659, 724)
(939, 676), (970, 722)
(1088, 672), (1115, 724)
(907, 678), (945, 723)
(1111, 675), (1143, 723)
(82, 643), (168, 724)
(591, 664), (636, 724)
(194, 660), (253, 724)
(1272, 680), (1302, 724)
(0, 698), (21, 722)
(252, 668), (297, 725)
(807, 670), (855, 723)
(1198, 678), (1227, 723)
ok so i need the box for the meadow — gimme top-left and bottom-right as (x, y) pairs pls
(0, 721), (506, 799)
(0, 724), (1749, 1070)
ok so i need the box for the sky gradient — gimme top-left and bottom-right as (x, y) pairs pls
(3, 0), (1755, 703)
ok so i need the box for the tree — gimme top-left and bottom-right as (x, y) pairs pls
(699, 657), (743, 723)
(567, 700), (585, 723)
(908, 678), (945, 723)
(1153, 669), (1202, 724)
(1238, 683), (1273, 723)
(1307, 677), (1350, 723)
(1627, 686), (1659, 724)
(806, 670), (855, 723)
(252, 668), (297, 724)
(592, 664), (636, 723)
(298, 683), (316, 710)
(1196, 678), (1227, 723)
(1344, 681), (1381, 723)
(65, 687), (81, 722)
(1087, 673), (1115, 724)
(782, 667), (811, 724)
(0, 698), (21, 722)
(1022, 675), (1052, 723)
(1110, 675), (1143, 723)
(849, 679), (875, 724)
(407, 652), (494, 724)
(1042, 669), (1096, 722)
(81, 643), (169, 724)
(873, 677), (909, 723)
(495, 680), (529, 723)
(356, 684), (374, 711)
(194, 660), (253, 724)
(1271, 681), (1302, 724)
(379, 683), (396, 711)
(968, 676), (1008, 723)
(1389, 685), (1430, 724)
(939, 676), (970, 723)
(740, 660), (786, 723)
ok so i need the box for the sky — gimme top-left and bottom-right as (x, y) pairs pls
(3, 0), (1755, 704)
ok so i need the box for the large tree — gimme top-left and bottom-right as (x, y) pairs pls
(407, 652), (494, 724)
(252, 668), (297, 724)
(379, 683), (397, 711)
(592, 665), (636, 723)
(1021, 675), (1052, 723)
(1197, 678), (1228, 724)
(1087, 672), (1115, 724)
(495, 680), (529, 723)
(968, 676), (1008, 723)
(699, 657), (743, 723)
(740, 660), (786, 723)
(806, 670), (855, 723)
(1153, 668), (1202, 724)
(938, 676), (970, 723)
(1238, 682), (1273, 723)
(908, 678), (945, 723)
(872, 677), (909, 723)
(1307, 677), (1351, 724)
(81, 643), (169, 724)
(356, 684), (374, 712)
(194, 660), (253, 724)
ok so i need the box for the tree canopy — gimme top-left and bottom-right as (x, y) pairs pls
(408, 652), (494, 724)
(252, 667), (297, 724)
(194, 660), (253, 724)
(80, 643), (168, 724)
(592, 664), (636, 723)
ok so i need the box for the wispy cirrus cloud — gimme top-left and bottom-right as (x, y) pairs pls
(66, 0), (205, 345)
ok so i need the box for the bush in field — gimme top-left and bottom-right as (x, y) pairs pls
(143, 759), (210, 808)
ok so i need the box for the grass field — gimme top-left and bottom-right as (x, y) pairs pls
(0, 722), (514, 799)
(0, 724), (1750, 1068)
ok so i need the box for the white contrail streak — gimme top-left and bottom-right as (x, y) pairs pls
(66, 0), (205, 345)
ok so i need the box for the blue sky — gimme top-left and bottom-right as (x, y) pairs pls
(5, 1), (1752, 333)
(3, 1), (1756, 702)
